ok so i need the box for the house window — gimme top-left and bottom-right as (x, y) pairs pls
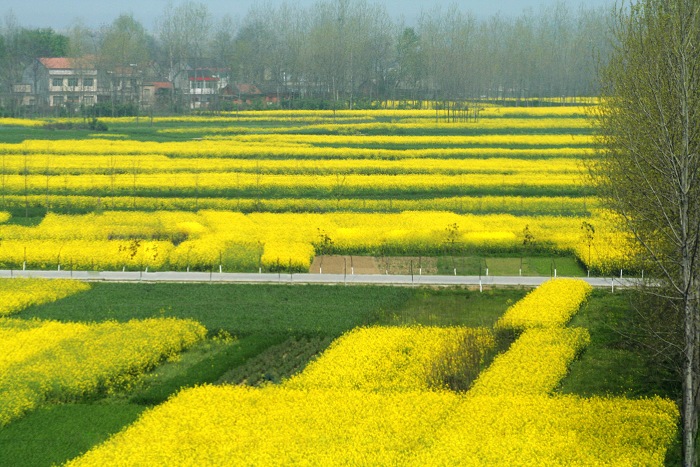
(67, 78), (78, 87)
(67, 95), (79, 104)
(83, 78), (94, 87)
(52, 95), (64, 106)
(52, 78), (63, 87)
(83, 95), (95, 105)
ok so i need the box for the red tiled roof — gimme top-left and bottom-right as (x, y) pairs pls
(39, 57), (94, 69)
(236, 83), (262, 94)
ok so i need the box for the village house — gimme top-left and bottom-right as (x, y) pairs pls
(14, 57), (99, 110)
(11, 58), (243, 113)
(221, 83), (263, 106)
(141, 81), (173, 109)
(183, 68), (229, 109)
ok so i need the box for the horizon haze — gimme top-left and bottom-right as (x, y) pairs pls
(5, 0), (615, 31)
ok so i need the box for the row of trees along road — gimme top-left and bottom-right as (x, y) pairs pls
(593, 0), (700, 465)
(1, 0), (611, 115)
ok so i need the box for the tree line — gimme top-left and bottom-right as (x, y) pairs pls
(0, 0), (612, 114)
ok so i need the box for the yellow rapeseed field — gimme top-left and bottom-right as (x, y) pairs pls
(69, 385), (676, 466)
(0, 278), (90, 316)
(0, 105), (628, 273)
(0, 317), (206, 426)
(68, 279), (678, 465)
(0, 108), (671, 464)
(0, 210), (629, 271)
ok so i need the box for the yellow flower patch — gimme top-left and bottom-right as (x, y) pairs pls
(495, 278), (593, 331)
(0, 279), (90, 316)
(0, 317), (206, 426)
(286, 326), (495, 392)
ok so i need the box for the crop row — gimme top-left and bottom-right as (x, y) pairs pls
(0, 316), (206, 426)
(221, 131), (593, 148)
(63, 115), (592, 130)
(0, 105), (592, 129)
(0, 172), (588, 200)
(0, 210), (631, 272)
(196, 104), (592, 119)
(0, 155), (584, 176)
(156, 118), (593, 136)
(0, 138), (592, 159)
(495, 278), (593, 331)
(0, 194), (597, 216)
(175, 129), (596, 146)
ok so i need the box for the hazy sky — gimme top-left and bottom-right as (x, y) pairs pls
(6, 0), (616, 31)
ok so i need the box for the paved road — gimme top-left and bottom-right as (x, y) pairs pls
(0, 269), (641, 288)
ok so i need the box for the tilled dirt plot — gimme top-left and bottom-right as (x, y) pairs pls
(310, 256), (437, 275)
(309, 255), (379, 274)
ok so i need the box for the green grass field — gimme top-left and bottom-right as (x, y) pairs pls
(435, 255), (586, 277)
(0, 402), (145, 467)
(18, 283), (414, 335)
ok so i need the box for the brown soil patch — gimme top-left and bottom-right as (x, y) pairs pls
(310, 255), (379, 274)
(310, 256), (437, 275)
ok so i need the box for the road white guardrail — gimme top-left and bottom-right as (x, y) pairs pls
(0, 269), (646, 289)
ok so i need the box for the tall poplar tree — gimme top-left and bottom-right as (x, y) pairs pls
(592, 1), (700, 464)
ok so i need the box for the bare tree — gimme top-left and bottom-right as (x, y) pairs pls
(394, 26), (424, 101)
(156, 1), (211, 112)
(210, 14), (237, 69)
(95, 14), (151, 116)
(592, 1), (700, 464)
(1, 1), (615, 112)
(232, 7), (278, 86)
(0, 11), (69, 116)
